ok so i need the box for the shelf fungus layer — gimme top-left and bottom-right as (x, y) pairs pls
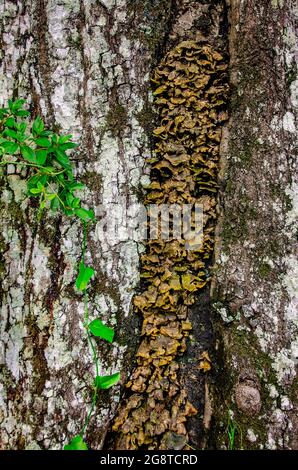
(113, 41), (228, 450)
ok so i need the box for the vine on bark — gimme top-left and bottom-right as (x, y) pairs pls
(0, 99), (120, 450)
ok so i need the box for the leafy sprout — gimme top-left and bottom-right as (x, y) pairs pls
(0, 99), (120, 450)
(0, 98), (94, 222)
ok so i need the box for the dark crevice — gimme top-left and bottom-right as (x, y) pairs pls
(33, 0), (55, 125)
(107, 0), (229, 450)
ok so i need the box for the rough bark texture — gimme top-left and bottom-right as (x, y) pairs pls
(0, 0), (297, 451)
(0, 0), (157, 450)
(211, 0), (298, 450)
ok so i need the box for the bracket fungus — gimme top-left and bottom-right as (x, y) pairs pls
(113, 41), (228, 449)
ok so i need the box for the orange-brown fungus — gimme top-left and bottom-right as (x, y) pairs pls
(113, 41), (228, 450)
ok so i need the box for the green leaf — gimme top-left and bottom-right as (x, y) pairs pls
(0, 141), (18, 154)
(32, 116), (44, 135)
(52, 134), (58, 144)
(75, 262), (95, 291)
(0, 107), (9, 118)
(17, 122), (27, 133)
(94, 372), (120, 390)
(65, 191), (74, 207)
(51, 196), (60, 211)
(55, 149), (71, 169)
(66, 170), (75, 181)
(64, 435), (88, 451)
(4, 128), (18, 140)
(74, 208), (95, 222)
(36, 149), (48, 165)
(5, 117), (16, 128)
(60, 142), (78, 150)
(56, 173), (67, 187)
(45, 193), (56, 201)
(69, 182), (85, 191)
(9, 98), (25, 112)
(15, 109), (30, 117)
(40, 130), (52, 137)
(35, 137), (51, 148)
(27, 173), (47, 189)
(21, 145), (36, 162)
(58, 134), (73, 144)
(43, 166), (58, 174)
(88, 319), (115, 343)
(4, 128), (25, 142)
(29, 187), (43, 195)
(63, 206), (74, 216)
(72, 197), (81, 208)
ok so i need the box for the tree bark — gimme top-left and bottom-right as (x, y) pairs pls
(211, 0), (298, 450)
(0, 0), (297, 451)
(0, 0), (158, 450)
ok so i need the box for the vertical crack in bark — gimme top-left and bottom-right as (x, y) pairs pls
(77, 0), (95, 161)
(33, 0), (55, 124)
(112, 33), (229, 448)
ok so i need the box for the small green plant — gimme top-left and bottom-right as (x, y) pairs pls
(0, 99), (120, 450)
(227, 413), (236, 450)
(226, 412), (243, 450)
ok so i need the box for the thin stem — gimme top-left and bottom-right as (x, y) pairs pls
(0, 159), (66, 175)
(37, 192), (45, 221)
(80, 222), (100, 438)
(87, 327), (99, 377)
(47, 183), (66, 209)
(1, 159), (44, 170)
(82, 221), (87, 261)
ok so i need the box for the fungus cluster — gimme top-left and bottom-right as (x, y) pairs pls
(113, 41), (228, 449)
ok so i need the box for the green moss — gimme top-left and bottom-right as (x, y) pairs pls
(25, 315), (50, 395)
(81, 171), (102, 193)
(269, 182), (283, 198)
(210, 315), (279, 449)
(221, 186), (260, 249)
(222, 209), (248, 249)
(127, 0), (173, 58)
(258, 262), (272, 278)
(224, 179), (234, 195)
(286, 60), (297, 88)
(228, 86), (242, 112)
(106, 104), (128, 137)
(288, 377), (298, 403)
(136, 104), (156, 136)
(234, 137), (261, 168)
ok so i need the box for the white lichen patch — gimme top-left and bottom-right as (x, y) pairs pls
(31, 242), (52, 295)
(45, 326), (73, 371)
(218, 306), (235, 323)
(247, 428), (258, 443)
(272, 349), (296, 383)
(0, 0), (152, 450)
(7, 176), (28, 206)
(282, 111), (296, 133)
(285, 182), (298, 228)
(100, 0), (116, 9)
(5, 323), (25, 380)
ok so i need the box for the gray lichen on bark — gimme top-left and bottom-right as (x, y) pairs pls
(0, 0), (297, 451)
(211, 0), (298, 450)
(0, 0), (154, 450)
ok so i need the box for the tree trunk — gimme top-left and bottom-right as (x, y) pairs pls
(211, 0), (298, 450)
(0, 0), (159, 450)
(0, 0), (297, 451)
